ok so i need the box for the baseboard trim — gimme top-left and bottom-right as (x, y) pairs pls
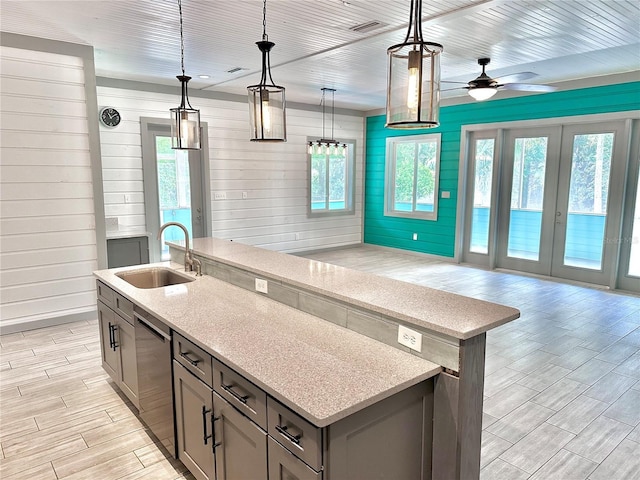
(0, 309), (98, 335)
(363, 243), (457, 263)
(292, 243), (363, 257)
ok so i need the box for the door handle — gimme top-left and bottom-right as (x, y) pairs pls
(202, 406), (212, 445)
(108, 321), (114, 349)
(111, 324), (118, 351)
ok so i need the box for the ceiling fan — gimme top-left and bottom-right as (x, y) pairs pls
(445, 58), (557, 101)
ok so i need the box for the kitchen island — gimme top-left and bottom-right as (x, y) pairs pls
(95, 238), (519, 480)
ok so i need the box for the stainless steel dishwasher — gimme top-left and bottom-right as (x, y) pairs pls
(134, 307), (176, 457)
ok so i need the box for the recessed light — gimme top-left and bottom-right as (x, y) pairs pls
(198, 74), (210, 79)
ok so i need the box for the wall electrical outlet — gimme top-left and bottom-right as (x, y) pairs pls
(255, 278), (268, 294)
(242, 191), (248, 199)
(412, 233), (418, 241)
(398, 325), (422, 352)
(441, 191), (451, 199)
(214, 192), (227, 200)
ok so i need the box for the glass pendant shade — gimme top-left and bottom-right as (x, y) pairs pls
(248, 40), (286, 141)
(385, 0), (443, 129)
(468, 86), (498, 101)
(171, 75), (201, 149)
(386, 42), (442, 129)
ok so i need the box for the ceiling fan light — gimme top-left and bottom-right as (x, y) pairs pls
(468, 87), (497, 101)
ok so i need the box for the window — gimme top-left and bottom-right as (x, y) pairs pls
(384, 134), (441, 220)
(308, 140), (355, 216)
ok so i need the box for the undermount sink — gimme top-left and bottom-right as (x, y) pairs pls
(116, 267), (195, 289)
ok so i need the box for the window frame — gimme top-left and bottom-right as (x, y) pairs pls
(307, 138), (356, 218)
(384, 133), (441, 221)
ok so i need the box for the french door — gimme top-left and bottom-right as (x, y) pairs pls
(464, 119), (635, 289)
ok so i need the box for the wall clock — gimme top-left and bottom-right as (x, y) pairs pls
(99, 107), (121, 128)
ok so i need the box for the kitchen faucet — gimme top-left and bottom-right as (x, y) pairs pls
(158, 222), (202, 276)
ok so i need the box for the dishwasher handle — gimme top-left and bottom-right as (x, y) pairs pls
(134, 313), (171, 341)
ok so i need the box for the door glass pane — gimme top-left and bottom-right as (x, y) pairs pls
(470, 138), (494, 254)
(394, 143), (415, 211)
(156, 136), (193, 260)
(628, 168), (640, 277)
(563, 133), (613, 270)
(507, 137), (548, 260)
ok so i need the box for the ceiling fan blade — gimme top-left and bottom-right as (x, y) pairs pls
(441, 80), (470, 85)
(441, 86), (467, 92)
(501, 83), (557, 92)
(493, 71), (538, 84)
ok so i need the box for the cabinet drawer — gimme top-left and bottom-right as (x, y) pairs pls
(213, 359), (267, 430)
(173, 332), (213, 388)
(96, 280), (115, 309)
(267, 398), (322, 471)
(114, 292), (134, 324)
(268, 437), (322, 480)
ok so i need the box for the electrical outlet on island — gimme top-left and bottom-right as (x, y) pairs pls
(398, 325), (422, 352)
(255, 278), (268, 294)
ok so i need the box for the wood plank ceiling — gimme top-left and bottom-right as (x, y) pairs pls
(1, 0), (639, 110)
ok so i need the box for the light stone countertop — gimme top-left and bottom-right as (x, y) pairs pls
(174, 238), (520, 340)
(94, 262), (441, 428)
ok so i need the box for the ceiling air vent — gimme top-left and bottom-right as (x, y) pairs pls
(349, 20), (386, 33)
(227, 67), (247, 74)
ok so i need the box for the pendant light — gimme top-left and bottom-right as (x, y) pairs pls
(308, 88), (347, 155)
(386, 0), (443, 129)
(247, 0), (286, 142)
(170, 0), (201, 150)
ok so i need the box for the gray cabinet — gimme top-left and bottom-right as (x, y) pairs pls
(267, 379), (433, 480)
(213, 392), (267, 480)
(174, 360), (216, 480)
(268, 437), (321, 480)
(107, 235), (149, 268)
(117, 316), (138, 404)
(98, 301), (119, 380)
(97, 281), (139, 408)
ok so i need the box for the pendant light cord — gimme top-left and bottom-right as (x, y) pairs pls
(262, 0), (268, 41)
(321, 89), (326, 139)
(331, 89), (335, 141)
(403, 0), (424, 43)
(178, 0), (185, 76)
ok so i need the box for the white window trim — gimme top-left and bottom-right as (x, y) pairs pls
(384, 133), (441, 221)
(307, 138), (356, 218)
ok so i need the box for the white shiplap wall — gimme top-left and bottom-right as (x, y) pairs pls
(97, 85), (364, 253)
(0, 46), (98, 329)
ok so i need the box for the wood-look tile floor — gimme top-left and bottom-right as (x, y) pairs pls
(303, 246), (640, 480)
(0, 319), (194, 480)
(1, 244), (638, 479)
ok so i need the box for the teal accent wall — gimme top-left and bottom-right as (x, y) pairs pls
(364, 81), (640, 257)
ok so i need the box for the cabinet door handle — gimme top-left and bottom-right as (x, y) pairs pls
(202, 406), (212, 445)
(180, 351), (201, 366)
(111, 324), (118, 351)
(108, 321), (114, 349)
(221, 383), (249, 404)
(211, 415), (220, 453)
(275, 425), (302, 445)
